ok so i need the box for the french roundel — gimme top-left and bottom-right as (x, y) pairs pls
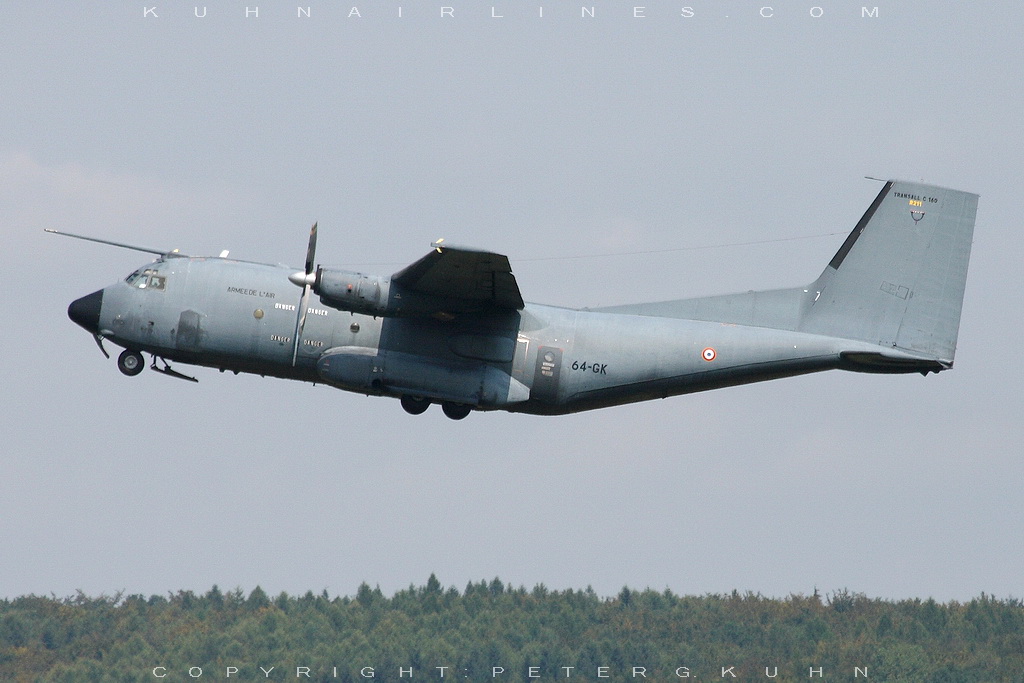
(702, 347), (717, 362)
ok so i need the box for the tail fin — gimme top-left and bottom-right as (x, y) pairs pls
(799, 180), (979, 366)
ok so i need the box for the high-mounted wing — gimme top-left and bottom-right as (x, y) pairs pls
(391, 241), (525, 312)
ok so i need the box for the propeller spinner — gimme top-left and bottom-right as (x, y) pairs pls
(289, 222), (318, 366)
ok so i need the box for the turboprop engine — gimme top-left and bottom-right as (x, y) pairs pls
(311, 268), (391, 315)
(291, 267), (470, 318)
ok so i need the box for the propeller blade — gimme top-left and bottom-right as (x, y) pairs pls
(305, 222), (318, 275)
(291, 222), (318, 367)
(292, 284), (311, 366)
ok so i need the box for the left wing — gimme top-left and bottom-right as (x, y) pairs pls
(392, 242), (525, 313)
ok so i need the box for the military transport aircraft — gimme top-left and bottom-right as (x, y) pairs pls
(54, 179), (977, 420)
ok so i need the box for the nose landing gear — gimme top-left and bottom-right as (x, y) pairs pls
(116, 349), (198, 382)
(117, 349), (145, 376)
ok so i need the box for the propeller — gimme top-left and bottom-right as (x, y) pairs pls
(289, 222), (318, 366)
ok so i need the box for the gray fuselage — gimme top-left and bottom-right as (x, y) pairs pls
(82, 255), (889, 416)
(64, 179), (978, 419)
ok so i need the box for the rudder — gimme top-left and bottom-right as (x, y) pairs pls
(799, 180), (978, 366)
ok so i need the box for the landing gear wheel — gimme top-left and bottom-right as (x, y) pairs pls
(117, 349), (145, 376)
(401, 395), (430, 415)
(441, 402), (472, 420)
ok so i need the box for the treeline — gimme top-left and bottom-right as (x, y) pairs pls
(1, 577), (1021, 682)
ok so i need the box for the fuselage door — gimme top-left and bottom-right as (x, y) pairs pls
(512, 336), (530, 383)
(531, 346), (562, 403)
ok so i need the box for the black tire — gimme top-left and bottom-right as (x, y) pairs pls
(117, 349), (145, 376)
(401, 395), (430, 415)
(441, 402), (472, 420)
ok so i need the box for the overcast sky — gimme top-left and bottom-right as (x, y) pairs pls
(1, 2), (1021, 603)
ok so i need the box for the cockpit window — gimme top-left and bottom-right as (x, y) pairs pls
(125, 269), (147, 286)
(124, 268), (167, 291)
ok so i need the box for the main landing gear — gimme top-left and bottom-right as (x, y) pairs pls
(400, 395), (430, 415)
(441, 402), (472, 420)
(400, 395), (473, 420)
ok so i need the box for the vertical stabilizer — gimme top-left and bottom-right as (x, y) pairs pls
(799, 180), (978, 365)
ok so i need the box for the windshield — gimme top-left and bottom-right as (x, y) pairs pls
(124, 268), (166, 290)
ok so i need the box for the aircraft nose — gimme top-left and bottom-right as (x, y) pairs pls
(68, 289), (103, 333)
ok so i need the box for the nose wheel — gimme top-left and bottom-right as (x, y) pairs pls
(117, 349), (145, 376)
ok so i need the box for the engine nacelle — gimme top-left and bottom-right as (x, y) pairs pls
(314, 268), (392, 316)
(314, 267), (459, 318)
(316, 346), (530, 407)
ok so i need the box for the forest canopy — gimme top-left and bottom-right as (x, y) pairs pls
(1, 579), (1021, 682)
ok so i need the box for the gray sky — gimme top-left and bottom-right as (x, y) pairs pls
(1, 2), (1021, 603)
